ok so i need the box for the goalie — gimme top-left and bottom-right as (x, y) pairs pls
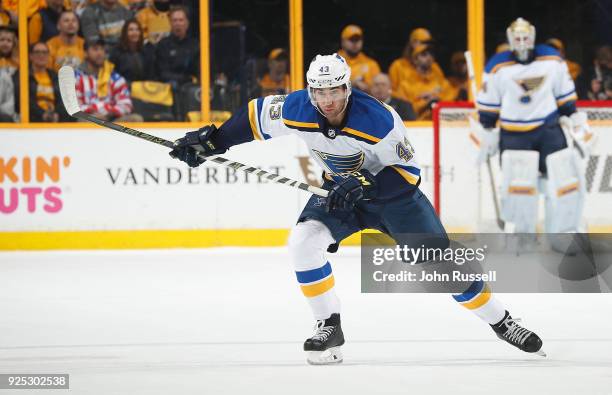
(475, 18), (595, 233)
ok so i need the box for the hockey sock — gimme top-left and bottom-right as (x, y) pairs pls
(289, 220), (341, 320)
(452, 279), (506, 324)
(295, 261), (341, 320)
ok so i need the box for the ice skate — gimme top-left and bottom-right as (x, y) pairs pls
(491, 311), (546, 356)
(304, 313), (345, 365)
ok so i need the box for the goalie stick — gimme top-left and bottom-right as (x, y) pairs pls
(464, 51), (505, 230)
(57, 66), (329, 198)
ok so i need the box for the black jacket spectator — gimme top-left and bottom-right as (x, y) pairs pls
(155, 33), (199, 85)
(155, 7), (199, 86)
(109, 19), (156, 83)
(109, 43), (155, 82)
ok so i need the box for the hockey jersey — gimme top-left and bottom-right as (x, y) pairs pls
(477, 44), (577, 132)
(214, 89), (422, 200)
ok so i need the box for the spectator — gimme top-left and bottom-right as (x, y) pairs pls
(75, 39), (143, 121)
(0, 67), (15, 122)
(28, 42), (69, 122)
(370, 73), (416, 121)
(0, 25), (17, 74)
(447, 51), (468, 101)
(604, 76), (612, 99)
(394, 44), (454, 120)
(580, 45), (612, 100)
(109, 18), (155, 83)
(135, 0), (170, 44)
(155, 6), (199, 87)
(257, 48), (290, 96)
(337, 24), (380, 92)
(2, 0), (67, 20)
(80, 0), (132, 49)
(546, 38), (582, 81)
(0, 2), (11, 27)
(47, 10), (84, 71)
(28, 0), (65, 44)
(0, 0), (16, 24)
(388, 27), (445, 93)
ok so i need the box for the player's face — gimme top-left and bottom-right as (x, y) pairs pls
(511, 32), (532, 52)
(313, 86), (347, 118)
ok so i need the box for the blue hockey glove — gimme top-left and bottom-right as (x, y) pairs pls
(325, 169), (377, 212)
(169, 125), (227, 167)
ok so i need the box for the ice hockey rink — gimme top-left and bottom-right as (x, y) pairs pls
(1, 247), (611, 395)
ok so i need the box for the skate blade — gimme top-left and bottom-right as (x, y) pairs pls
(534, 349), (547, 357)
(306, 346), (343, 365)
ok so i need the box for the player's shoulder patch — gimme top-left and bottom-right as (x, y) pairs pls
(484, 51), (516, 74)
(281, 89), (320, 131)
(534, 44), (563, 62)
(342, 89), (394, 144)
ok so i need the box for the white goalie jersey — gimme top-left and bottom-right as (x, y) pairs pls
(476, 44), (577, 132)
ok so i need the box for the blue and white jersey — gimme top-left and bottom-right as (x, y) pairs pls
(477, 44), (577, 132)
(215, 89), (422, 200)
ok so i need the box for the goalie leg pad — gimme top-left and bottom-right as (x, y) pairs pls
(500, 150), (540, 233)
(544, 148), (586, 233)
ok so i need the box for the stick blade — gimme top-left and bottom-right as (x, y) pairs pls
(58, 66), (81, 116)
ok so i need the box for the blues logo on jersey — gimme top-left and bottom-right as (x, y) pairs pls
(313, 149), (365, 177)
(515, 76), (545, 103)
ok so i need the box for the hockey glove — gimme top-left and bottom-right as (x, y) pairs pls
(325, 169), (377, 212)
(562, 112), (596, 158)
(169, 125), (227, 167)
(468, 116), (499, 165)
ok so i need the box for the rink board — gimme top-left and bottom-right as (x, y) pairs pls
(0, 126), (610, 249)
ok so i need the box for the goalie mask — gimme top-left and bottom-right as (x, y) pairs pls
(306, 53), (352, 116)
(506, 17), (535, 62)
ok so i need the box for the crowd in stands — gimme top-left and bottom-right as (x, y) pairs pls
(331, 24), (612, 120)
(0, 0), (198, 122)
(0, 4), (610, 123)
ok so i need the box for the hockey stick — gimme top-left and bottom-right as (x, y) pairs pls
(464, 51), (505, 230)
(57, 66), (329, 198)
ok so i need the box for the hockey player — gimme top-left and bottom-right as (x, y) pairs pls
(475, 18), (595, 234)
(170, 53), (544, 364)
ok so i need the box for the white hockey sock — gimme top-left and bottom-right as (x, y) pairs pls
(288, 220), (341, 320)
(452, 280), (506, 325)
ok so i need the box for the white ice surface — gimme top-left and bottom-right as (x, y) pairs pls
(1, 247), (611, 395)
